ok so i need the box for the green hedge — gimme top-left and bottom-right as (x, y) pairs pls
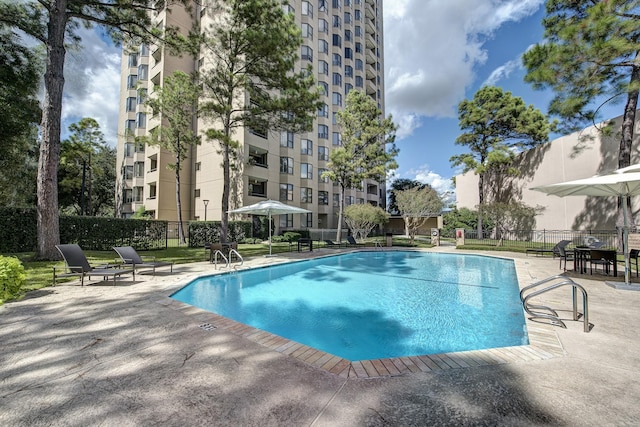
(188, 221), (252, 248)
(0, 207), (168, 252)
(0, 256), (26, 302)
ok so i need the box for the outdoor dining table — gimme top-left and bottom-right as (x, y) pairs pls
(573, 247), (618, 276)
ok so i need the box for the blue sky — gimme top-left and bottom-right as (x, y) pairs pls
(60, 0), (623, 202)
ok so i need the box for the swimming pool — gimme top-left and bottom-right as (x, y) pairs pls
(171, 251), (528, 361)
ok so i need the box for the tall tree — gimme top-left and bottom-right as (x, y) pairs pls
(387, 178), (428, 215)
(0, 0), (190, 259)
(144, 71), (202, 244)
(59, 118), (115, 216)
(523, 0), (640, 169)
(323, 90), (398, 242)
(395, 187), (444, 245)
(199, 0), (321, 242)
(450, 86), (551, 238)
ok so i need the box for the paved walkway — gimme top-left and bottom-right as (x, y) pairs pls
(2, 247), (640, 426)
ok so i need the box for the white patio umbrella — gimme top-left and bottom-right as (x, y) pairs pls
(228, 200), (311, 256)
(530, 164), (640, 288)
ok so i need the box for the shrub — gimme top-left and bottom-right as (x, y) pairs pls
(282, 232), (301, 242)
(0, 256), (26, 303)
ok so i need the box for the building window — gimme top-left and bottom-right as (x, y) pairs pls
(126, 97), (136, 112)
(139, 44), (149, 56)
(318, 103), (329, 118)
(345, 47), (353, 59)
(333, 193), (340, 207)
(148, 182), (157, 199)
(332, 92), (342, 106)
(301, 187), (313, 203)
(319, 191), (329, 205)
(127, 75), (138, 89)
(133, 186), (144, 203)
(332, 73), (342, 86)
(136, 112), (146, 128)
(137, 64), (148, 80)
(345, 65), (353, 77)
(249, 178), (267, 197)
(124, 165), (134, 180)
(301, 163), (313, 179)
(319, 18), (328, 33)
(346, 195), (355, 206)
(301, 213), (312, 228)
(302, 23), (313, 40)
(345, 83), (353, 94)
(345, 29), (352, 42)
(137, 88), (147, 104)
(332, 15), (341, 28)
(280, 131), (294, 148)
(302, 0), (313, 17)
(318, 124), (329, 139)
(301, 139), (313, 155)
(344, 11), (351, 24)
(319, 60), (329, 75)
(194, 188), (201, 198)
(280, 183), (293, 201)
(332, 53), (342, 67)
(355, 42), (362, 53)
(123, 189), (133, 204)
(134, 161), (145, 177)
(355, 76), (363, 87)
(128, 53), (138, 67)
(318, 168), (329, 182)
(332, 132), (342, 146)
(124, 143), (135, 157)
(280, 156), (293, 174)
(319, 81), (329, 95)
(279, 213), (293, 228)
(355, 9), (361, 21)
(355, 25), (362, 37)
(318, 39), (329, 54)
(332, 34), (341, 47)
(355, 59), (363, 70)
(318, 0), (328, 12)
(332, 0), (341, 8)
(318, 146), (329, 161)
(301, 45), (313, 61)
(149, 156), (158, 172)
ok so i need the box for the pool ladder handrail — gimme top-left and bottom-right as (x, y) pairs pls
(212, 249), (244, 270)
(520, 275), (590, 332)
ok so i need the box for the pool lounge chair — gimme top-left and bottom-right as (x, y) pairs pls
(324, 239), (346, 248)
(113, 246), (173, 276)
(346, 236), (365, 247)
(54, 244), (132, 286)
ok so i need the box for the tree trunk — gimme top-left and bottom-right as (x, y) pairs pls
(477, 171), (484, 239)
(37, 1), (67, 259)
(80, 159), (87, 215)
(175, 152), (186, 244)
(617, 63), (639, 237)
(221, 140), (230, 243)
(336, 184), (345, 242)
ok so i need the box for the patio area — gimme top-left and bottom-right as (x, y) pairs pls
(1, 247), (640, 426)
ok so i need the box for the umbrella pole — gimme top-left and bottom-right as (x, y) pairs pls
(268, 213), (272, 256)
(623, 196), (631, 285)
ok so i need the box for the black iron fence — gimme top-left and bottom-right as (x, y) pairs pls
(458, 229), (621, 250)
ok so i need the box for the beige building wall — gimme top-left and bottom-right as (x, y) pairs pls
(455, 112), (640, 230)
(116, 0), (388, 233)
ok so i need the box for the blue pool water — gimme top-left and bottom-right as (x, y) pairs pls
(171, 251), (528, 361)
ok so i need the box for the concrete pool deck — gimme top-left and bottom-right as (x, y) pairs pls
(2, 247), (640, 425)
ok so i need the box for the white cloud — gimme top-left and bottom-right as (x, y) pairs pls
(61, 28), (121, 147)
(384, 0), (544, 139)
(406, 165), (455, 198)
(482, 57), (522, 87)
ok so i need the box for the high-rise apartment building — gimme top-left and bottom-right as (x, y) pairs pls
(115, 0), (386, 233)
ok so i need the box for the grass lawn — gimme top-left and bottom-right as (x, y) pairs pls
(3, 237), (432, 303)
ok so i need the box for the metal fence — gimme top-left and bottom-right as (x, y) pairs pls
(460, 229), (621, 250)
